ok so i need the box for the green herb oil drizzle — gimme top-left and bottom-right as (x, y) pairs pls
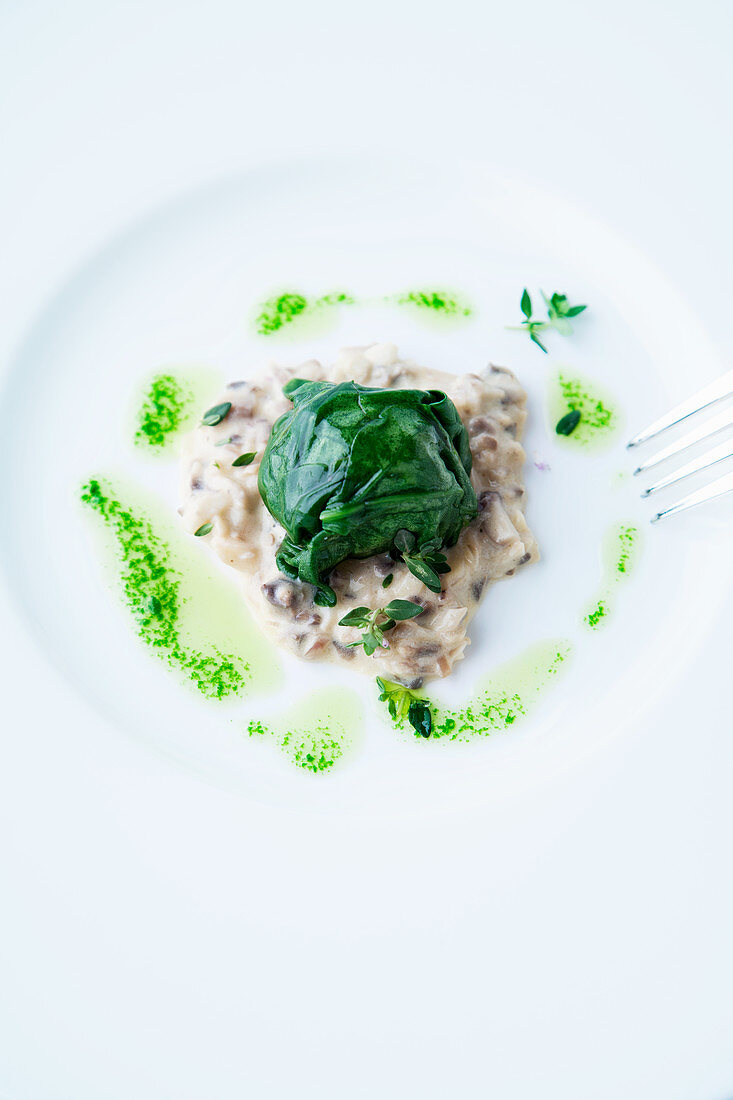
(135, 373), (194, 450)
(253, 288), (472, 336)
(80, 477), (278, 698)
(132, 367), (223, 454)
(550, 372), (619, 448)
(255, 291), (355, 336)
(584, 523), (640, 630)
(247, 688), (361, 772)
(392, 289), (472, 319)
(378, 640), (570, 741)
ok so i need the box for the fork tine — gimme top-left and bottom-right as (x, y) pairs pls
(651, 468), (733, 523)
(632, 404), (733, 475)
(641, 439), (733, 497)
(627, 368), (733, 449)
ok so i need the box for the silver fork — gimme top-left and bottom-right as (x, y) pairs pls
(628, 368), (733, 523)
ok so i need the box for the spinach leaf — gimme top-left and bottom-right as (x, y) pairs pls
(259, 380), (477, 602)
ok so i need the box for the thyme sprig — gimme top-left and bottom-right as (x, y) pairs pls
(338, 599), (424, 656)
(394, 530), (450, 594)
(376, 677), (433, 737)
(509, 289), (587, 353)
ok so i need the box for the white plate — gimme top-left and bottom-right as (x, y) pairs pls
(3, 157), (733, 1100)
(0, 157), (730, 823)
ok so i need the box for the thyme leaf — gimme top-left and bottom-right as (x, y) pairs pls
(201, 402), (232, 427)
(556, 409), (582, 436)
(194, 522), (213, 537)
(232, 452), (256, 467)
(393, 529), (450, 593)
(384, 599), (424, 621)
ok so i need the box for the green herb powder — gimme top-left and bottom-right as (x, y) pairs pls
(377, 641), (570, 741)
(394, 290), (472, 317)
(551, 372), (619, 447)
(247, 688), (360, 773)
(586, 600), (608, 629)
(431, 643), (568, 739)
(254, 288), (472, 335)
(80, 478), (249, 698)
(584, 523), (639, 630)
(135, 373), (193, 450)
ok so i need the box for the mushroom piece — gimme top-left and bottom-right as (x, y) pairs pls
(482, 492), (519, 547)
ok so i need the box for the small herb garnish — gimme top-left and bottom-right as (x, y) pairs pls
(382, 573), (394, 588)
(543, 290), (587, 327)
(376, 677), (433, 737)
(201, 402), (232, 427)
(215, 437), (234, 447)
(232, 452), (256, 467)
(556, 409), (581, 436)
(338, 599), (423, 656)
(394, 530), (450, 594)
(194, 522), (213, 537)
(509, 289), (587, 353)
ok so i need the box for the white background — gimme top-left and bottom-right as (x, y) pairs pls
(1, 2), (732, 1097)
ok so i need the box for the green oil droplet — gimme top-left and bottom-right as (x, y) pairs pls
(390, 289), (473, 326)
(247, 687), (362, 772)
(549, 370), (620, 449)
(252, 287), (473, 337)
(131, 367), (224, 455)
(80, 476), (280, 697)
(431, 640), (569, 739)
(584, 523), (640, 630)
(253, 291), (356, 338)
(377, 640), (570, 742)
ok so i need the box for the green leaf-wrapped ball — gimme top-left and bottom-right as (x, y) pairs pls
(258, 379), (478, 605)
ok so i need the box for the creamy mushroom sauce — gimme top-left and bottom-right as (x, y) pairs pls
(180, 343), (538, 686)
